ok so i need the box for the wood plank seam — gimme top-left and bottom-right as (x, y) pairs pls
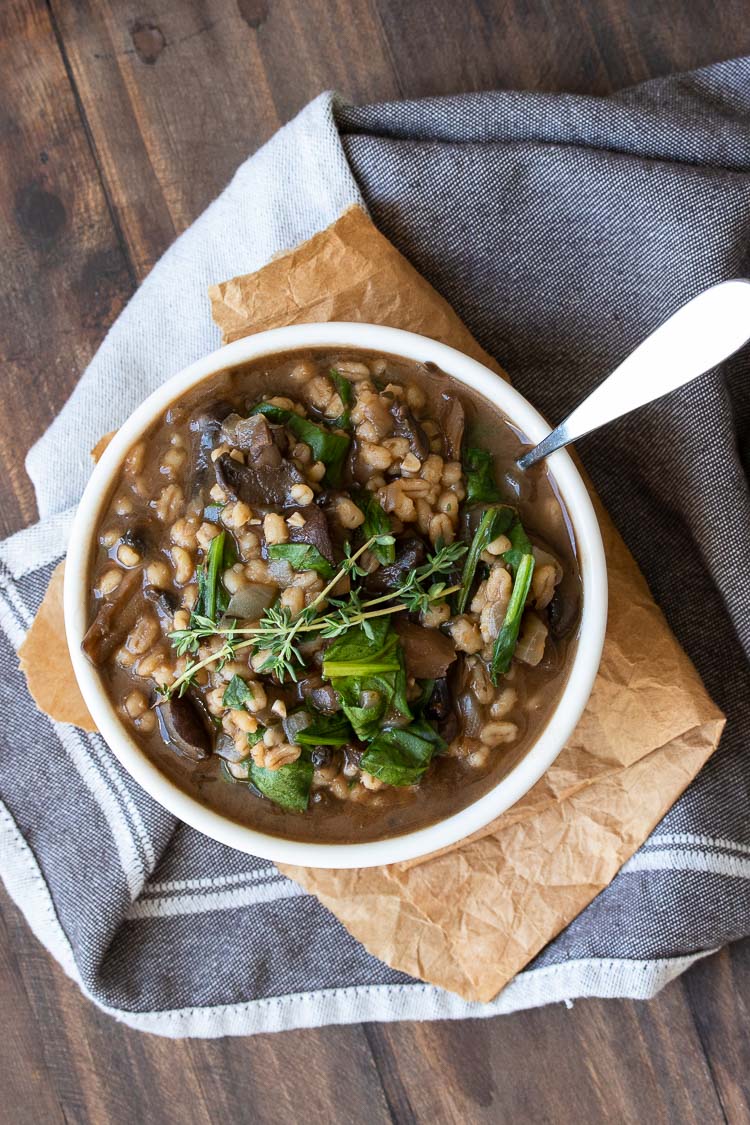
(44, 0), (138, 291)
(683, 976), (732, 1125)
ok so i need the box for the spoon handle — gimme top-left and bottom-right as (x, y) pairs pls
(517, 279), (750, 470)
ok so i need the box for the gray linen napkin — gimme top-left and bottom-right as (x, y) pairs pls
(2, 58), (749, 1038)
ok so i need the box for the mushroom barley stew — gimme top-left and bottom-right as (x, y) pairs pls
(85, 350), (581, 843)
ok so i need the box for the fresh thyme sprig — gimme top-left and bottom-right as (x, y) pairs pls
(160, 535), (467, 699)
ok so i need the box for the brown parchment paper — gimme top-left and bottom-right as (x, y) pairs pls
(23, 204), (724, 1004)
(19, 561), (95, 732)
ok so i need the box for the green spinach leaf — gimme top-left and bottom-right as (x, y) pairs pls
(329, 368), (354, 429)
(456, 505), (515, 613)
(295, 713), (353, 747)
(267, 543), (334, 579)
(251, 402), (350, 486)
(464, 447), (501, 504)
(502, 517), (533, 577)
(490, 552), (535, 681)
(357, 491), (395, 566)
(360, 720), (447, 787)
(323, 618), (411, 740)
(222, 674), (253, 710)
(250, 757), (314, 812)
(322, 616), (401, 678)
(192, 530), (234, 623)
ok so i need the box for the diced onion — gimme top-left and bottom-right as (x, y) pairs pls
(514, 612), (548, 666)
(224, 583), (277, 621)
(215, 735), (251, 763)
(267, 559), (295, 586)
(283, 711), (313, 743)
(532, 546), (563, 584)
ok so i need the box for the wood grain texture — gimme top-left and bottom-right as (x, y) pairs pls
(0, 0), (133, 537)
(1, 1), (749, 1121)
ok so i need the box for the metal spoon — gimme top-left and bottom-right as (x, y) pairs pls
(517, 279), (750, 470)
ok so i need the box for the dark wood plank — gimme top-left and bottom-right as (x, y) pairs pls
(374, 0), (750, 98)
(186, 1025), (392, 1124)
(2, 2), (749, 1123)
(48, 0), (274, 276)
(0, 891), (66, 1124)
(684, 943), (750, 1125)
(0, 0), (133, 538)
(364, 981), (727, 1125)
(48, 0), (402, 278)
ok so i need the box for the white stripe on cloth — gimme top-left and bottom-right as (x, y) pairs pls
(0, 794), (718, 1038)
(623, 847), (750, 881)
(0, 562), (157, 894)
(647, 832), (750, 856)
(52, 722), (147, 899)
(126, 877), (304, 919)
(0, 577), (33, 629)
(143, 867), (278, 894)
(0, 588), (27, 650)
(82, 731), (156, 872)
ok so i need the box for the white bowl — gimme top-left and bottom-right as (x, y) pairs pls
(64, 323), (607, 868)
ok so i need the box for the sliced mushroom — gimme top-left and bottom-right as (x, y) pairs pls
(215, 451), (305, 508)
(282, 710), (313, 744)
(395, 619), (457, 679)
(452, 656), (483, 739)
(144, 584), (180, 621)
(442, 394), (464, 460)
(548, 587), (579, 639)
(391, 401), (430, 459)
(310, 746), (335, 769)
(221, 413), (282, 468)
(287, 504), (335, 564)
(215, 734), (252, 764)
(456, 690), (483, 740)
(157, 694), (213, 762)
(424, 677), (451, 722)
(81, 568), (143, 666)
(189, 402), (234, 476)
(294, 674), (341, 714)
(364, 535), (427, 593)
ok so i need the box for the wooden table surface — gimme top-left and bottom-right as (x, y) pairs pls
(2, 2), (749, 1121)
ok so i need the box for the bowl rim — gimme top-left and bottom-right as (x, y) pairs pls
(64, 322), (608, 869)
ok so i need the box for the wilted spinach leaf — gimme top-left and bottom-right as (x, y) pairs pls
(357, 491), (396, 566)
(192, 530), (236, 623)
(250, 756), (314, 811)
(329, 368), (354, 429)
(251, 402), (350, 486)
(502, 517), (533, 577)
(222, 674), (253, 710)
(463, 447), (501, 504)
(323, 618), (411, 740)
(295, 712), (354, 747)
(456, 504), (515, 613)
(360, 720), (446, 786)
(490, 552), (535, 680)
(268, 543), (334, 579)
